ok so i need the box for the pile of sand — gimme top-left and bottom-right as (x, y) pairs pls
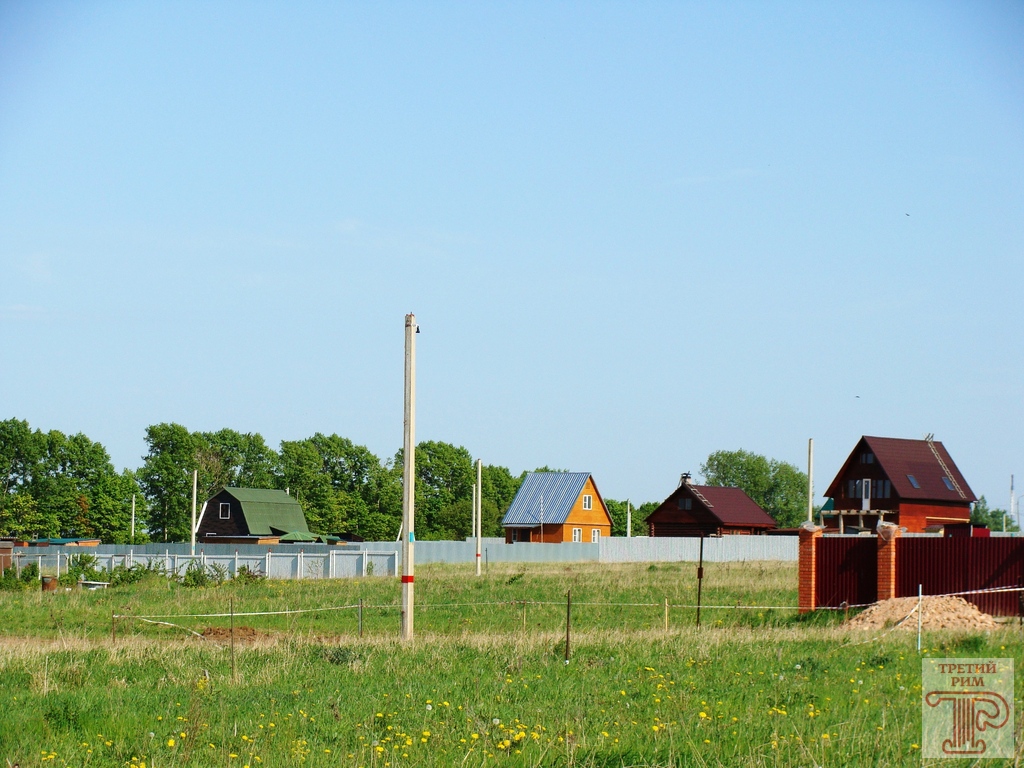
(846, 595), (999, 631)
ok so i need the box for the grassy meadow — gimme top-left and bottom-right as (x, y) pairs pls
(0, 561), (1021, 767)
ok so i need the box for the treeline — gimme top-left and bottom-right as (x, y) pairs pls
(0, 419), (655, 543)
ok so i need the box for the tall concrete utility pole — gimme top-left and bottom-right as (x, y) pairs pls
(401, 313), (417, 641)
(130, 494), (136, 544)
(626, 499), (631, 538)
(807, 438), (814, 522)
(476, 458), (483, 575)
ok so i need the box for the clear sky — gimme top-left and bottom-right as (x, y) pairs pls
(2, 2), (1022, 511)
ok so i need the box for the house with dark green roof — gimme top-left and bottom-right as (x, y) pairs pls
(197, 487), (311, 543)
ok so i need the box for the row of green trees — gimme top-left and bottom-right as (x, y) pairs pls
(1, 418), (825, 542)
(0, 419), (139, 541)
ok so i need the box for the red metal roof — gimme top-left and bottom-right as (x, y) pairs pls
(824, 436), (976, 504)
(694, 485), (778, 527)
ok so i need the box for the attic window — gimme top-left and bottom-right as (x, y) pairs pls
(678, 497), (693, 511)
(907, 475), (920, 489)
(582, 495), (593, 510)
(861, 452), (874, 464)
(219, 502), (231, 520)
(941, 477), (955, 491)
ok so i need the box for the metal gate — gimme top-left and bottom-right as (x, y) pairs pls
(815, 536), (880, 610)
(816, 536), (876, 608)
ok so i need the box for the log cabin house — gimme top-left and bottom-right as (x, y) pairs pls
(645, 473), (777, 536)
(502, 472), (612, 543)
(822, 435), (975, 533)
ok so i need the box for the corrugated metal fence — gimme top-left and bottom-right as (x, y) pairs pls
(896, 537), (1024, 616)
(601, 536), (797, 563)
(811, 534), (1024, 616)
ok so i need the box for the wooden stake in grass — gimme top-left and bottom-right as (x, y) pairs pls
(664, 597), (669, 632)
(564, 589), (571, 663)
(111, 611), (116, 643)
(359, 598), (364, 638)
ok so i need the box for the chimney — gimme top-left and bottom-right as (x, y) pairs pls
(679, 472), (693, 487)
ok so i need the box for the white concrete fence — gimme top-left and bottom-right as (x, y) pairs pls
(4, 548), (399, 581)
(4, 536), (798, 583)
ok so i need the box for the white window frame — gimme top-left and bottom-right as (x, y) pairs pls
(219, 502), (231, 520)
(582, 495), (593, 511)
(591, 529), (600, 543)
(572, 527), (582, 542)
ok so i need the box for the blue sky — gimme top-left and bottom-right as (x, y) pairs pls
(2, 2), (1022, 512)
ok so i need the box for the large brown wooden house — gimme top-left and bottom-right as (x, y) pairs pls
(823, 436), (975, 533)
(197, 487), (311, 543)
(645, 474), (777, 537)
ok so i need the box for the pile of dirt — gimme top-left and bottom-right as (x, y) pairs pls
(202, 625), (266, 641)
(846, 595), (1000, 631)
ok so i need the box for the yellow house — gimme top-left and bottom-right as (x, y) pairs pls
(502, 472), (612, 543)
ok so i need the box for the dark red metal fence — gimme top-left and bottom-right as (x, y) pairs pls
(816, 536), (877, 608)
(896, 537), (1024, 616)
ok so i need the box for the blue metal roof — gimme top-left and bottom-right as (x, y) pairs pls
(502, 472), (592, 527)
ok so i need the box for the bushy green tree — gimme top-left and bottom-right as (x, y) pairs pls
(700, 449), (808, 528)
(606, 498), (657, 536)
(197, 428), (281, 491)
(971, 496), (1019, 532)
(0, 493), (55, 539)
(139, 423), (201, 541)
(399, 441), (474, 540)
(280, 434), (403, 538)
(0, 419), (135, 541)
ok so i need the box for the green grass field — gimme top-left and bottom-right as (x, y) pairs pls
(1, 561), (1021, 767)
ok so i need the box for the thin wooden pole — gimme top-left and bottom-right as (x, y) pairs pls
(230, 598), (236, 681)
(664, 597), (669, 632)
(111, 610), (116, 643)
(696, 536), (705, 628)
(359, 598), (364, 638)
(564, 589), (572, 663)
(522, 601), (527, 632)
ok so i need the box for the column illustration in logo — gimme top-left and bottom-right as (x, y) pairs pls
(922, 659), (1014, 758)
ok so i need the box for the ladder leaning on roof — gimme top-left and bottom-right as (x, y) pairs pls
(926, 436), (967, 500)
(689, 486), (714, 508)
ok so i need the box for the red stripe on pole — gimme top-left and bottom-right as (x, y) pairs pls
(476, 554), (481, 558)
(401, 575), (414, 583)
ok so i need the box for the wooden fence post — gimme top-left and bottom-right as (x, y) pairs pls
(564, 589), (571, 663)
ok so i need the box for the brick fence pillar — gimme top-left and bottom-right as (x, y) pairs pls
(798, 523), (823, 614)
(876, 521), (902, 602)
